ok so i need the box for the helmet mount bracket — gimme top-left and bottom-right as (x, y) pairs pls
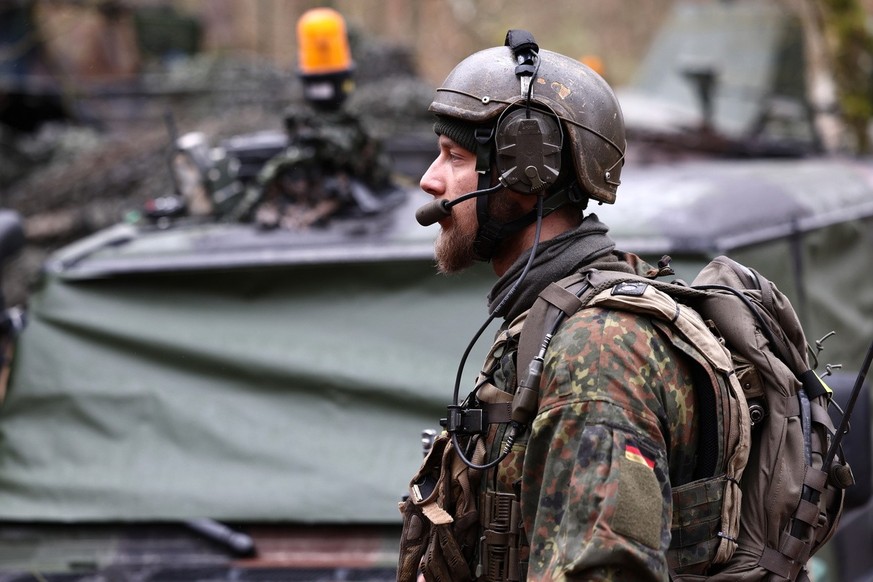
(505, 29), (539, 99)
(470, 30), (566, 261)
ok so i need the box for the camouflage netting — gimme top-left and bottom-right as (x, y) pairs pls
(0, 33), (436, 306)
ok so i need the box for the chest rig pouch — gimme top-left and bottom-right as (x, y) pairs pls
(397, 315), (527, 582)
(397, 430), (485, 582)
(475, 317), (529, 582)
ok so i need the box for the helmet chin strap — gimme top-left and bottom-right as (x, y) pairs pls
(472, 176), (578, 262)
(473, 172), (516, 262)
(471, 129), (505, 262)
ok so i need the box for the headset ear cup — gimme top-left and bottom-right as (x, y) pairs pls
(494, 108), (562, 194)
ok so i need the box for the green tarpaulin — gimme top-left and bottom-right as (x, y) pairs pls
(1, 255), (495, 523)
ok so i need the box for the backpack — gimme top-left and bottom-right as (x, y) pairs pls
(515, 255), (850, 580)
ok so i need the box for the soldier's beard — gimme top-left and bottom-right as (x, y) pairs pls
(434, 193), (525, 274)
(434, 215), (477, 273)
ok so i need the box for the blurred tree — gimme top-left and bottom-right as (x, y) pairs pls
(820, 0), (873, 154)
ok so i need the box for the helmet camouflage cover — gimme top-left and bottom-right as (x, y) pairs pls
(429, 45), (626, 204)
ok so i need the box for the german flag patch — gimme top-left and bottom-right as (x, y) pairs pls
(625, 442), (655, 469)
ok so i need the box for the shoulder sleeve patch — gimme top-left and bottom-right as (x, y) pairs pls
(613, 452), (663, 549)
(611, 281), (649, 297)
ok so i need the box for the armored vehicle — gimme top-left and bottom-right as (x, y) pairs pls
(0, 2), (871, 581)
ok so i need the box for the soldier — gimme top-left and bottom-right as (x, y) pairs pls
(398, 31), (699, 581)
(255, 7), (393, 229)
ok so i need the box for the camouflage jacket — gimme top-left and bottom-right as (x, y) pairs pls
(477, 254), (699, 582)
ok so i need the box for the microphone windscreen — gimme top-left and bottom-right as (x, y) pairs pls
(415, 199), (451, 227)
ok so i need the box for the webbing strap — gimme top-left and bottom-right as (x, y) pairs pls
(783, 394), (801, 417)
(760, 528), (811, 579)
(756, 460), (830, 579)
(804, 466), (828, 493)
(759, 546), (794, 579)
(421, 502), (454, 525)
(794, 498), (820, 526)
(517, 275), (588, 383)
(539, 281), (586, 314)
(484, 402), (512, 424)
(480, 491), (523, 582)
(810, 402), (833, 428)
(779, 530), (809, 559)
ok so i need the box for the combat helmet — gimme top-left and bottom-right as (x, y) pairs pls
(430, 30), (626, 205)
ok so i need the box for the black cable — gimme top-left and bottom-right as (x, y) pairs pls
(523, 56), (540, 119)
(451, 193), (546, 470)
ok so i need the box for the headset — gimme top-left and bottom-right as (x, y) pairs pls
(494, 105), (562, 194)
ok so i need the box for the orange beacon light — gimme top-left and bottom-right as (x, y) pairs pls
(296, 8), (355, 109)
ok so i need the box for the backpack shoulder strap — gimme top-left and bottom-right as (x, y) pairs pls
(511, 273), (590, 428)
(516, 272), (588, 381)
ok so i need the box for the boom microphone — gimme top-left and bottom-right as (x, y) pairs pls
(415, 184), (503, 227)
(415, 199), (452, 226)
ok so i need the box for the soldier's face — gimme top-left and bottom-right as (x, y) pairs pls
(420, 135), (480, 273)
